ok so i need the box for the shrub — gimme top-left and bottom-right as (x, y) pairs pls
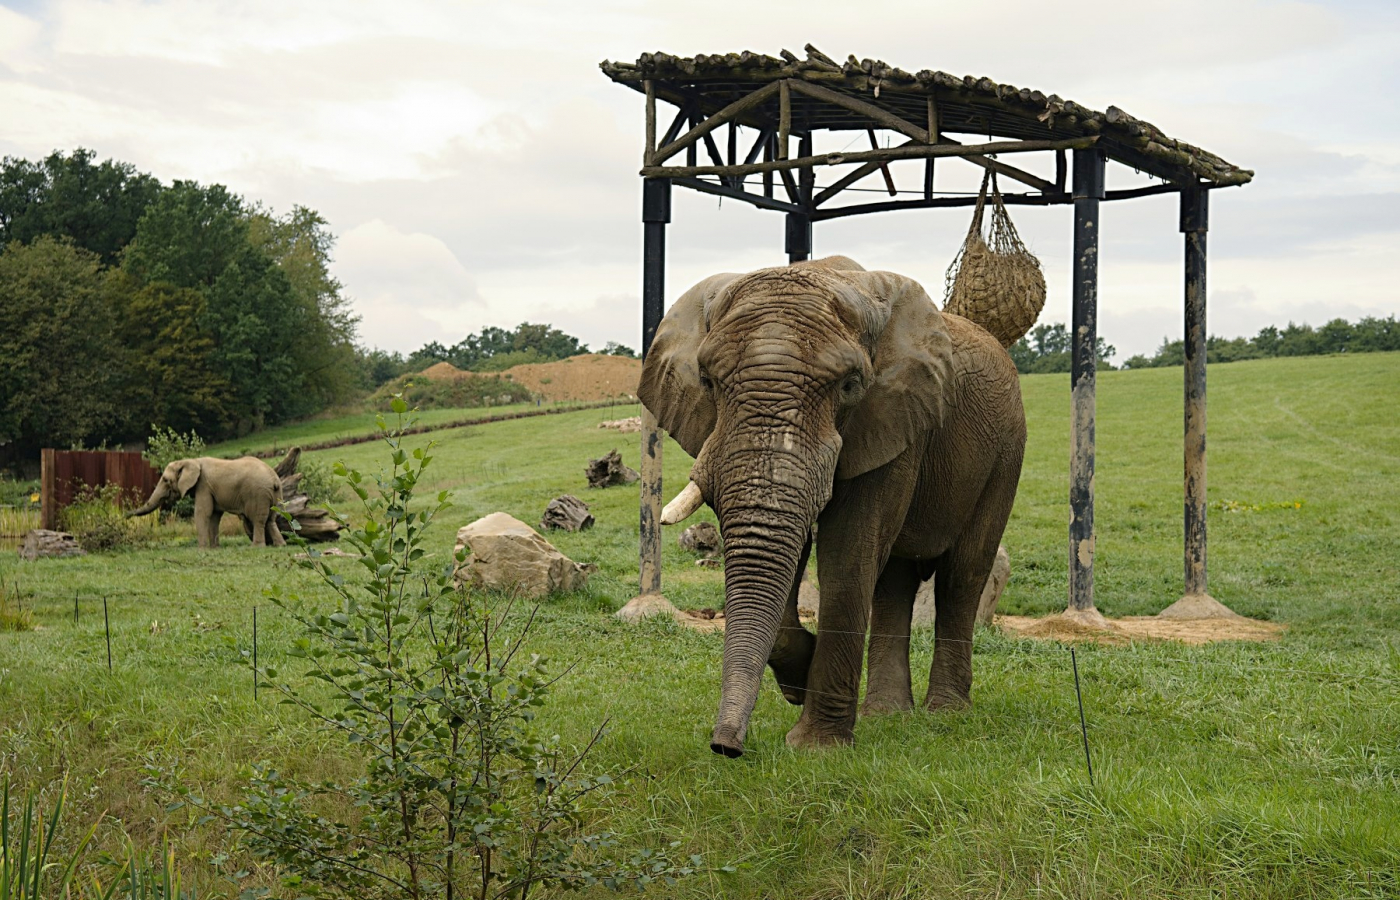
(295, 456), (342, 505)
(152, 399), (706, 899)
(143, 426), (207, 520)
(60, 484), (146, 551)
(368, 373), (534, 411)
(142, 425), (207, 471)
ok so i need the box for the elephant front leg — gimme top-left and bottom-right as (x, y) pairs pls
(861, 558), (921, 715)
(787, 463), (916, 750)
(194, 494), (218, 549)
(767, 537), (814, 705)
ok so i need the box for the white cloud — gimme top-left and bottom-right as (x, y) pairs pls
(0, 0), (1396, 360)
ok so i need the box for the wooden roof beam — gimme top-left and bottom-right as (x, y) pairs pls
(652, 81), (781, 165)
(642, 136), (1097, 179)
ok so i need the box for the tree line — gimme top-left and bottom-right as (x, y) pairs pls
(0, 149), (359, 465)
(1008, 317), (1398, 374)
(361, 329), (636, 389)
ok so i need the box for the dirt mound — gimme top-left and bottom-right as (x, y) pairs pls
(501, 354), (640, 402)
(419, 361), (470, 380)
(996, 610), (1284, 645)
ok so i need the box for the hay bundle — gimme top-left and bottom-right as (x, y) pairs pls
(943, 172), (1046, 347)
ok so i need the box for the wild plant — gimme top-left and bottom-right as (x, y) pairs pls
(151, 398), (704, 900)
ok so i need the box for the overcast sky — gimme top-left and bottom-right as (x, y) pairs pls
(2, 0), (1396, 359)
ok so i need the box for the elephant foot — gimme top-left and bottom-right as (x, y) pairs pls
(859, 693), (914, 717)
(923, 687), (971, 712)
(785, 716), (854, 751)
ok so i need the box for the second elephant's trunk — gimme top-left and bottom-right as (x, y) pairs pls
(127, 482), (170, 518)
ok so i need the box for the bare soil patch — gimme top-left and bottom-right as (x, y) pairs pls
(418, 361), (471, 380)
(995, 610), (1284, 645)
(502, 354), (640, 402)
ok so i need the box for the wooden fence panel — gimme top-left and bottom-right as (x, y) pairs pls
(39, 450), (161, 530)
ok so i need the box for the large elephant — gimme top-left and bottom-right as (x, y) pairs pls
(128, 457), (286, 549)
(639, 256), (1026, 757)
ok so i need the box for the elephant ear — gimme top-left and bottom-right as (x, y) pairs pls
(176, 459), (202, 496)
(637, 273), (739, 458)
(835, 271), (953, 480)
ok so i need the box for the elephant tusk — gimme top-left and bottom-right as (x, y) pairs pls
(661, 481), (704, 525)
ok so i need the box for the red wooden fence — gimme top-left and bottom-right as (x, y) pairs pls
(39, 449), (162, 530)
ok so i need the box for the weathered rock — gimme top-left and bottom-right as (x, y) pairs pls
(585, 449), (639, 489)
(454, 512), (594, 598)
(678, 522), (720, 554)
(912, 544), (1010, 628)
(17, 530), (86, 560)
(540, 494), (594, 532)
(615, 592), (683, 623)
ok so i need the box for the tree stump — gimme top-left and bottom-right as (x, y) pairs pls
(584, 449), (639, 489)
(271, 447), (344, 542)
(17, 529), (86, 560)
(541, 495), (594, 532)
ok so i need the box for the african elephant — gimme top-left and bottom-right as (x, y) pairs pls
(639, 256), (1025, 757)
(128, 457), (286, 549)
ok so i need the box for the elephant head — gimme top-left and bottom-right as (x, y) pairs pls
(638, 256), (952, 756)
(128, 458), (202, 517)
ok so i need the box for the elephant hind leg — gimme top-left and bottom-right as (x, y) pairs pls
(767, 537), (814, 705)
(923, 457), (1020, 711)
(861, 557), (921, 716)
(265, 516), (286, 547)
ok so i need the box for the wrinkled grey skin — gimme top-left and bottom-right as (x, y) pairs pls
(639, 256), (1025, 756)
(128, 457), (286, 549)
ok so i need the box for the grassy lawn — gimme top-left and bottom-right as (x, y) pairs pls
(203, 399), (625, 458)
(3, 353), (1398, 898)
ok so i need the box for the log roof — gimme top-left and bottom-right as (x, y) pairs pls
(601, 46), (1252, 188)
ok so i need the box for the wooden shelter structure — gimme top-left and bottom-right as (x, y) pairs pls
(601, 46), (1253, 616)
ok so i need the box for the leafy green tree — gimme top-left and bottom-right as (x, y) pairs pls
(0, 148), (162, 265)
(603, 341), (637, 358)
(106, 271), (234, 437)
(0, 238), (124, 461)
(1007, 323), (1115, 374)
(249, 205), (361, 407)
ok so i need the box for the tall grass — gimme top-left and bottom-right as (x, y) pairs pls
(0, 508), (39, 538)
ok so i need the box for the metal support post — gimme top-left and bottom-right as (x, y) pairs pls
(639, 178), (670, 596)
(1068, 149), (1104, 614)
(1181, 184), (1210, 599)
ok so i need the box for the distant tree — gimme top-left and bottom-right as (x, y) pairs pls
(0, 238), (124, 461)
(357, 347), (408, 388)
(106, 271), (233, 438)
(248, 205), (360, 407)
(1117, 314), (1399, 369)
(603, 341), (637, 358)
(1007, 323), (1115, 374)
(125, 181), (312, 429)
(0, 148), (162, 265)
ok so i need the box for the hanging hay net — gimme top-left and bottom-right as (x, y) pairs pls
(943, 171), (1046, 347)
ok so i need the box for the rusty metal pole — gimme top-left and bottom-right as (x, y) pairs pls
(1068, 149), (1104, 615)
(1181, 184), (1209, 598)
(639, 177), (671, 596)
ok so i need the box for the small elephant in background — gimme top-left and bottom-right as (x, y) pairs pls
(128, 457), (285, 549)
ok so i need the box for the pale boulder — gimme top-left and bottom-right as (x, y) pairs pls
(912, 545), (1010, 628)
(454, 512), (594, 599)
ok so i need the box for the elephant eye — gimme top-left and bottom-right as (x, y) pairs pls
(699, 372), (714, 391)
(841, 374), (863, 395)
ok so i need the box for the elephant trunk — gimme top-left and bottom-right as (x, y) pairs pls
(709, 441), (835, 757)
(127, 482), (170, 518)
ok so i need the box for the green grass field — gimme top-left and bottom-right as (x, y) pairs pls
(3, 353), (1398, 898)
(202, 399), (627, 458)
